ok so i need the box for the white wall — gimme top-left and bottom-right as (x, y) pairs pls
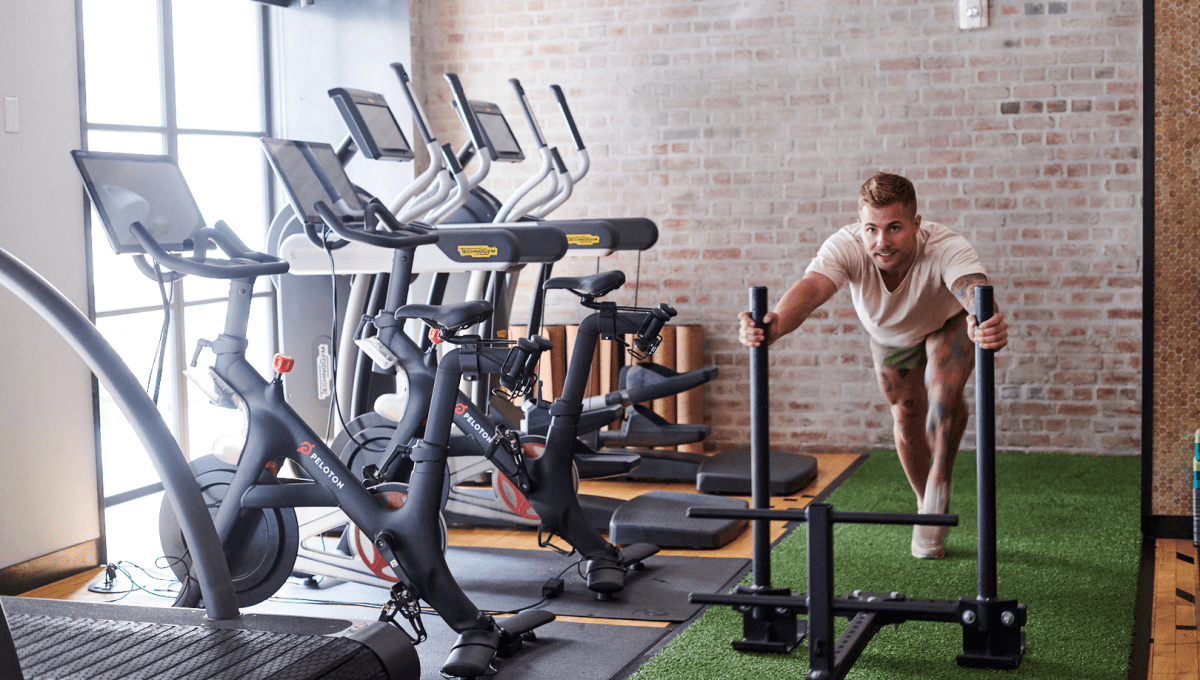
(272, 0), (414, 198)
(0, 1), (100, 570)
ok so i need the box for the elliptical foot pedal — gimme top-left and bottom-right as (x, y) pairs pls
(584, 557), (628, 599)
(609, 491), (749, 549)
(574, 451), (642, 480)
(497, 609), (555, 658)
(696, 450), (817, 495)
(578, 493), (625, 533)
(620, 542), (659, 571)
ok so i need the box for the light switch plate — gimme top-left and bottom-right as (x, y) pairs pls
(4, 97), (18, 133)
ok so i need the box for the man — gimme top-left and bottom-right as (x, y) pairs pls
(738, 172), (1008, 558)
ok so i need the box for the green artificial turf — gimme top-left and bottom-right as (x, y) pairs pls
(630, 450), (1141, 680)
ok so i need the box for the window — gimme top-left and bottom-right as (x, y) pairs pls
(78, 0), (276, 506)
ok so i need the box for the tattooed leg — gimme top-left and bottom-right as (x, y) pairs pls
(872, 360), (931, 506)
(910, 312), (975, 558)
(924, 311), (974, 506)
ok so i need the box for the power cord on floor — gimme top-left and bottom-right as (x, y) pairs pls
(87, 552), (587, 620)
(86, 560), (182, 602)
(268, 556), (586, 621)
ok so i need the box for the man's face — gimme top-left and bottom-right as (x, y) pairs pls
(858, 202), (921, 279)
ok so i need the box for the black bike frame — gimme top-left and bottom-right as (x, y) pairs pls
(365, 262), (664, 565)
(194, 271), (518, 634)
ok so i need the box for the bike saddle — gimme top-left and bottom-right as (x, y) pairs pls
(394, 300), (494, 333)
(543, 270), (625, 297)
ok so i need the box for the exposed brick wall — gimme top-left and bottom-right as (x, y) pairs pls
(409, 0), (1143, 457)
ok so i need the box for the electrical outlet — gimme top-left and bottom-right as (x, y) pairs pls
(959, 0), (989, 30)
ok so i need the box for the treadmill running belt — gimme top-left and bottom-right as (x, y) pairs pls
(8, 612), (388, 680)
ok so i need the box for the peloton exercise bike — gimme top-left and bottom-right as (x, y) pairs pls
(291, 65), (752, 551)
(260, 135), (692, 592)
(69, 148), (559, 679)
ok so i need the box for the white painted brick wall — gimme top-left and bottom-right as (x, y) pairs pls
(409, 0), (1143, 455)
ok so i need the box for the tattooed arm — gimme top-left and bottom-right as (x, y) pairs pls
(950, 272), (1008, 351)
(738, 272), (838, 348)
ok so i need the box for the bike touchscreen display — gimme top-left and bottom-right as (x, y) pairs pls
(261, 137), (365, 225)
(71, 151), (207, 255)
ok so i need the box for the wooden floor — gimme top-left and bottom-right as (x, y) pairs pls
(1150, 538), (1200, 679)
(27, 455), (1200, 680)
(21, 452), (862, 634)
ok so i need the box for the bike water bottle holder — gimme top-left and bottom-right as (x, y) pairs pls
(585, 301), (676, 361)
(184, 338), (238, 408)
(496, 336), (551, 401)
(436, 330), (546, 401)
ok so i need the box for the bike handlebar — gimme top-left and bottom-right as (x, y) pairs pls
(131, 221), (291, 280)
(313, 200), (439, 250)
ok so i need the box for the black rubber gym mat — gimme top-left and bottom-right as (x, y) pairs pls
(446, 546), (748, 621)
(238, 582), (682, 679)
(266, 547), (747, 622)
(411, 615), (668, 680)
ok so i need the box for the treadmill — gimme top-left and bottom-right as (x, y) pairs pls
(0, 211), (416, 678)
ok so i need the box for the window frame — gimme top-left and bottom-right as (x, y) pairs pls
(75, 0), (279, 510)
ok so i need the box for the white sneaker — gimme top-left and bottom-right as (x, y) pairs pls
(911, 482), (950, 559)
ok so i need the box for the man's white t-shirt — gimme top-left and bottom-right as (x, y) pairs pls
(804, 221), (985, 348)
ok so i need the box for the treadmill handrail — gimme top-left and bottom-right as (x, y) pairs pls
(495, 145), (553, 223)
(0, 247), (241, 620)
(386, 63), (444, 215)
(506, 146), (559, 222)
(278, 221), (569, 276)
